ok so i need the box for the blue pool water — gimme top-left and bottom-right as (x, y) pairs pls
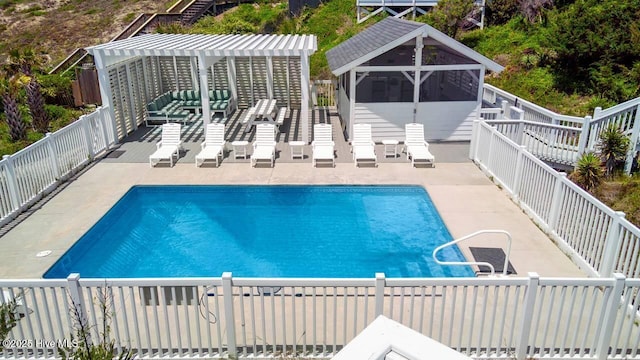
(44, 185), (474, 278)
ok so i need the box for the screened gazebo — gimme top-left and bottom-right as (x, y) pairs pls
(87, 33), (317, 142)
(326, 18), (503, 142)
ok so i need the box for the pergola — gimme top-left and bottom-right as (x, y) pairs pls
(87, 33), (317, 142)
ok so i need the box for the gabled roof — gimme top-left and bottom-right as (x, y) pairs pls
(86, 33), (317, 58)
(326, 18), (503, 75)
(326, 18), (423, 75)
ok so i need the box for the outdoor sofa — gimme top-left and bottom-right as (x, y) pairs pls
(146, 89), (235, 126)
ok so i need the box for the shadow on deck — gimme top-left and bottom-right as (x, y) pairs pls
(101, 108), (471, 166)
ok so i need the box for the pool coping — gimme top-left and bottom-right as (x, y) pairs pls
(0, 161), (586, 279)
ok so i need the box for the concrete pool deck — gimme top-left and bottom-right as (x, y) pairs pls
(0, 159), (585, 279)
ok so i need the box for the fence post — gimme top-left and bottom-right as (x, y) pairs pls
(595, 273), (626, 360)
(80, 115), (96, 161)
(45, 132), (61, 180)
(469, 120), (480, 160)
(374, 273), (385, 317)
(600, 211), (626, 277)
(222, 272), (237, 357)
(501, 100), (509, 119)
(577, 116), (591, 155)
(1, 154), (21, 212)
(515, 272), (539, 360)
(546, 173), (567, 231)
(66, 273), (89, 332)
(486, 128), (497, 172)
(511, 145), (527, 200)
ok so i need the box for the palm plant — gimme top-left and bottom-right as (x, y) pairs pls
(597, 124), (630, 178)
(570, 152), (603, 191)
(26, 77), (49, 133)
(1, 77), (26, 142)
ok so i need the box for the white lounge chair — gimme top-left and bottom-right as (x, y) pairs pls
(312, 123), (335, 167)
(352, 123), (377, 167)
(251, 123), (276, 167)
(195, 123), (226, 167)
(149, 123), (182, 167)
(405, 123), (435, 167)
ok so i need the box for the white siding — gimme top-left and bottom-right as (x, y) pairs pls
(353, 103), (413, 142)
(416, 101), (478, 141)
(351, 101), (479, 142)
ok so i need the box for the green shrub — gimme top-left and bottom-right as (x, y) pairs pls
(46, 104), (81, 131)
(570, 152), (603, 191)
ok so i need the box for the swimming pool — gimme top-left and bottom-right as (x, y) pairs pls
(44, 185), (474, 278)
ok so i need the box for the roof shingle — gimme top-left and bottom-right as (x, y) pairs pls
(326, 18), (423, 74)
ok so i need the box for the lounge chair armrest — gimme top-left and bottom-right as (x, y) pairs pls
(156, 141), (163, 149)
(200, 142), (207, 150)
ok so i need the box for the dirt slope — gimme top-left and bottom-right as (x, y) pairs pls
(0, 0), (176, 67)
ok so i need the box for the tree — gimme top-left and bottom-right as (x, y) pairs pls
(550, 0), (640, 101)
(486, 0), (520, 25)
(420, 0), (476, 39)
(597, 124), (630, 178)
(570, 152), (603, 191)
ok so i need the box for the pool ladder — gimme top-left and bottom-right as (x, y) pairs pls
(432, 230), (513, 276)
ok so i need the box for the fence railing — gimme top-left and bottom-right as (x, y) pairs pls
(0, 106), (114, 227)
(1, 273), (638, 360)
(483, 84), (585, 128)
(470, 120), (640, 279)
(312, 80), (336, 108)
(482, 85), (640, 171)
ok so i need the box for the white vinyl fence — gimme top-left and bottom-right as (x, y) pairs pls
(470, 120), (640, 279)
(312, 80), (336, 109)
(0, 106), (115, 227)
(482, 84), (640, 171)
(1, 273), (639, 360)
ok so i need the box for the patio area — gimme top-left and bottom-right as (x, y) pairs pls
(0, 107), (584, 279)
(101, 108), (471, 166)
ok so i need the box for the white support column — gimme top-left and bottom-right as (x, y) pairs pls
(190, 57), (199, 90)
(93, 51), (119, 144)
(173, 56), (179, 91)
(198, 54), (212, 126)
(140, 58), (150, 102)
(266, 56), (274, 100)
(210, 65), (215, 89)
(413, 34), (423, 124)
(157, 56), (164, 95)
(476, 67), (486, 107)
(349, 69), (356, 140)
(249, 57), (255, 106)
(300, 53), (311, 143)
(124, 63), (138, 131)
(286, 57), (291, 110)
(226, 57), (238, 108)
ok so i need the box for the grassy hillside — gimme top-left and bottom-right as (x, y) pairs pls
(0, 0), (176, 65)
